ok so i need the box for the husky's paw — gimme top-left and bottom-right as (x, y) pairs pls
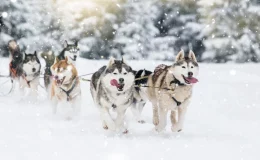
(171, 125), (182, 132)
(122, 129), (129, 134)
(155, 126), (165, 133)
(153, 117), (159, 126)
(138, 120), (146, 124)
(107, 123), (116, 131)
(103, 125), (108, 130)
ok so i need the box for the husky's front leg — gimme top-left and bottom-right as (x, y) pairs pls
(115, 108), (128, 133)
(171, 98), (191, 132)
(100, 107), (116, 131)
(155, 107), (168, 132)
(71, 95), (81, 117)
(51, 98), (58, 114)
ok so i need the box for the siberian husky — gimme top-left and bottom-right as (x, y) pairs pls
(90, 57), (135, 133)
(132, 69), (152, 123)
(41, 51), (55, 90)
(57, 40), (79, 65)
(50, 57), (81, 119)
(8, 40), (23, 82)
(146, 50), (199, 132)
(20, 51), (41, 97)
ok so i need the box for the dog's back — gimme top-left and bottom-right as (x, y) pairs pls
(8, 40), (23, 79)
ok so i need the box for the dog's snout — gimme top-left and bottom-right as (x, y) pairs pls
(74, 55), (77, 59)
(188, 72), (193, 77)
(32, 68), (36, 72)
(54, 75), (59, 80)
(119, 78), (124, 83)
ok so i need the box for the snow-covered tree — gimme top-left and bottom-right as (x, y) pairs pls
(153, 0), (205, 61)
(201, 0), (260, 63)
(0, 0), (63, 56)
(55, 0), (125, 59)
(113, 0), (161, 60)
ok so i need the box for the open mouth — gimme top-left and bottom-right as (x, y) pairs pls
(110, 79), (125, 91)
(182, 75), (198, 84)
(117, 84), (125, 91)
(55, 76), (66, 86)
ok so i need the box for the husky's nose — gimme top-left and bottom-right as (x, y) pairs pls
(188, 72), (193, 77)
(32, 68), (36, 72)
(54, 75), (59, 80)
(74, 55), (77, 59)
(119, 78), (124, 84)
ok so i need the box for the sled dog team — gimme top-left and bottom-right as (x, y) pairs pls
(8, 40), (199, 133)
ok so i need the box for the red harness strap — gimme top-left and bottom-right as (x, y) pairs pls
(9, 62), (17, 78)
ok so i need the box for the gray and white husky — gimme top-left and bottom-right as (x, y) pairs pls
(20, 51), (41, 97)
(146, 50), (199, 132)
(90, 57), (135, 133)
(57, 40), (79, 65)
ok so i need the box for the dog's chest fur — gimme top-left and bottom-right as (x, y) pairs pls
(52, 80), (81, 101)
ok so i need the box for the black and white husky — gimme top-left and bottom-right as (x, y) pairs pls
(132, 69), (152, 123)
(57, 40), (79, 65)
(20, 51), (41, 97)
(90, 57), (135, 133)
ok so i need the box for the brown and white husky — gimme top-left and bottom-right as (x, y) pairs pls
(50, 57), (81, 119)
(146, 50), (199, 132)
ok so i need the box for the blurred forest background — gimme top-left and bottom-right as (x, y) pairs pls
(1, 0), (260, 63)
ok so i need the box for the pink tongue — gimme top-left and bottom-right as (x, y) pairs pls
(186, 77), (198, 84)
(110, 79), (119, 87)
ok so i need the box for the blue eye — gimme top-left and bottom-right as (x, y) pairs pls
(182, 66), (186, 69)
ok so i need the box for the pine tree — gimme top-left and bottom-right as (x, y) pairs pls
(154, 0), (205, 61)
(201, 0), (260, 63)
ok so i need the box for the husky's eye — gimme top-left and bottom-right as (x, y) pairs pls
(123, 72), (127, 75)
(113, 73), (117, 75)
(191, 66), (194, 68)
(182, 66), (186, 69)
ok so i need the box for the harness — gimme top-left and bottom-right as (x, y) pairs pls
(59, 78), (78, 101)
(169, 77), (185, 106)
(22, 71), (40, 88)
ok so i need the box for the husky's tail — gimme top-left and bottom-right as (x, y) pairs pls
(8, 40), (20, 55)
(135, 69), (153, 88)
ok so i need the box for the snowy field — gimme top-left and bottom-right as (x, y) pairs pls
(0, 57), (260, 160)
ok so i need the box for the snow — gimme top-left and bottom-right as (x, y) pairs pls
(0, 58), (259, 159)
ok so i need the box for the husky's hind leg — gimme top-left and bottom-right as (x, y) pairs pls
(131, 102), (145, 123)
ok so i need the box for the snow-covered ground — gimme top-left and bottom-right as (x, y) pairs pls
(0, 58), (259, 160)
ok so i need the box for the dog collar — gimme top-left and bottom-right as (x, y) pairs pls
(59, 78), (78, 101)
(170, 77), (185, 86)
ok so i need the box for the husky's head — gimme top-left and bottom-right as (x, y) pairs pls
(41, 51), (55, 67)
(51, 56), (78, 87)
(63, 40), (79, 62)
(170, 50), (199, 85)
(23, 51), (41, 75)
(8, 40), (23, 63)
(102, 57), (135, 93)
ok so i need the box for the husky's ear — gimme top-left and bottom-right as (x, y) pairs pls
(74, 40), (78, 47)
(65, 56), (68, 63)
(188, 50), (197, 62)
(108, 57), (115, 67)
(175, 50), (185, 62)
(121, 56), (127, 64)
(54, 57), (60, 64)
(34, 51), (37, 56)
(63, 40), (68, 48)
